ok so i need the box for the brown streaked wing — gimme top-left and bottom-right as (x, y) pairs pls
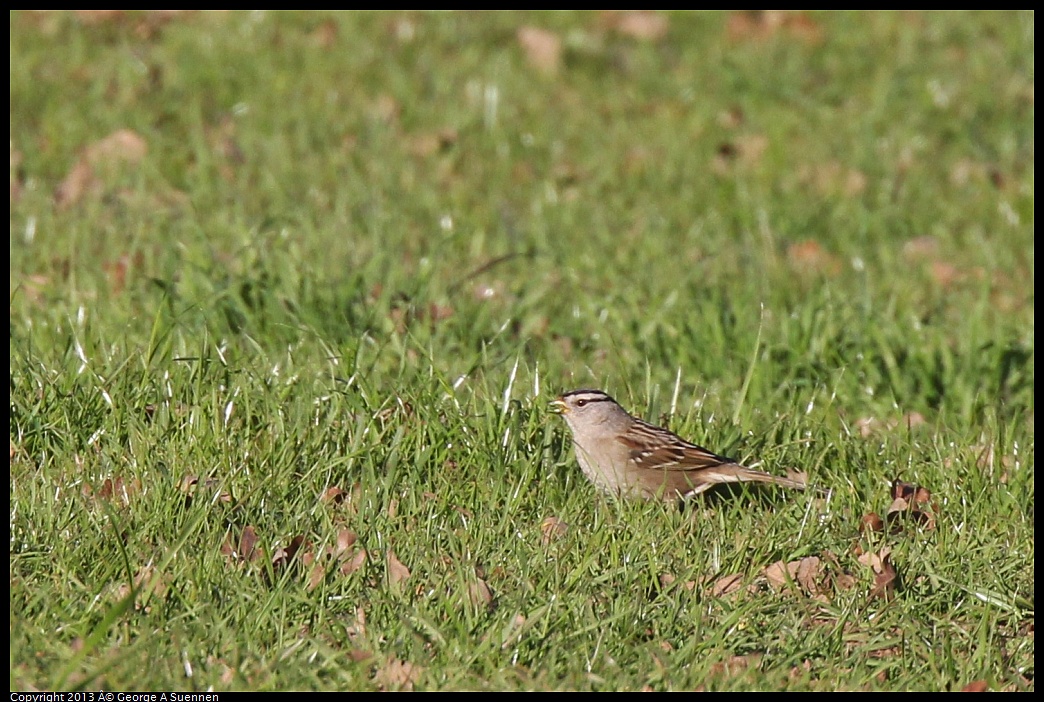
(618, 420), (735, 472)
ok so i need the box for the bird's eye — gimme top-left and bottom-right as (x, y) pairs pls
(575, 399), (587, 408)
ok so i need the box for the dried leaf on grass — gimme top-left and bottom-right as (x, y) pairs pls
(886, 479), (937, 531)
(221, 525), (262, 564)
(540, 516), (569, 545)
(660, 572), (698, 593)
(98, 476), (139, 505)
(797, 161), (867, 197)
(709, 573), (745, 597)
(466, 570), (495, 611)
(180, 475), (232, 507)
(271, 534), (307, 572)
(74, 10), (195, 38)
(902, 235), (940, 261)
(219, 525), (370, 592)
(786, 240), (843, 277)
(726, 11), (822, 44)
(517, 26), (562, 74)
(764, 556), (824, 596)
(705, 654), (762, 681)
(600, 11), (669, 41)
(308, 18), (338, 47)
(322, 482), (363, 512)
(858, 547), (898, 601)
(102, 252), (144, 296)
(304, 529), (366, 591)
(370, 93), (400, 124)
(855, 412), (929, 437)
(346, 606), (367, 641)
(55, 129), (148, 208)
(859, 512), (885, 534)
(111, 562), (171, 611)
(373, 656), (424, 691)
(340, 548), (368, 576)
(712, 133), (769, 174)
(386, 550), (411, 587)
(405, 128), (458, 158)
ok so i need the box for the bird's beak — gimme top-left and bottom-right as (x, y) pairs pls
(549, 397), (569, 414)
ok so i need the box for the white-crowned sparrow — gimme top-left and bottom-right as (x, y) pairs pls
(551, 389), (810, 501)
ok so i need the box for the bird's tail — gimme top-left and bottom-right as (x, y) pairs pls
(688, 464), (820, 496)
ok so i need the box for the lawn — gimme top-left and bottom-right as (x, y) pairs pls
(9, 11), (1034, 691)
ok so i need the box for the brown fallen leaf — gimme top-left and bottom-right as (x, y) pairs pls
(324, 482), (364, 512)
(405, 128), (458, 158)
(370, 93), (400, 124)
(902, 235), (940, 262)
(764, 556), (823, 596)
(961, 680), (989, 692)
(517, 26), (562, 74)
(886, 479), (936, 531)
(950, 159), (1000, 188)
(891, 479), (930, 504)
(75, 10), (125, 24)
(93, 476), (142, 507)
(374, 656), (424, 691)
(386, 550), (411, 587)
(102, 252), (144, 296)
(307, 529), (368, 591)
(901, 412), (927, 430)
(55, 129), (148, 208)
(855, 416), (881, 438)
(348, 648), (374, 663)
(272, 534), (306, 571)
(858, 547), (898, 601)
(467, 570), (495, 611)
(334, 528), (357, 555)
(180, 475), (231, 507)
(540, 516), (569, 545)
(346, 606), (367, 641)
(85, 129), (148, 166)
(54, 161), (93, 208)
(859, 512), (885, 534)
(238, 526), (261, 563)
(307, 556), (326, 592)
(604, 11), (668, 41)
(930, 261), (961, 288)
(786, 239), (842, 277)
(221, 525), (263, 565)
(308, 18), (338, 47)
(323, 486), (348, 504)
(833, 571), (858, 591)
(726, 10), (822, 44)
(132, 563), (170, 608)
(871, 560), (898, 600)
(340, 548), (368, 576)
(717, 106), (745, 129)
(425, 303), (453, 324)
(707, 654), (762, 678)
(659, 573), (698, 594)
(709, 573), (745, 598)
(797, 161), (867, 197)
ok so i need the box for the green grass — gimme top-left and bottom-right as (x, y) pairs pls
(10, 10), (1033, 691)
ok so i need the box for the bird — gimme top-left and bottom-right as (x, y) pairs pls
(550, 388), (812, 501)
